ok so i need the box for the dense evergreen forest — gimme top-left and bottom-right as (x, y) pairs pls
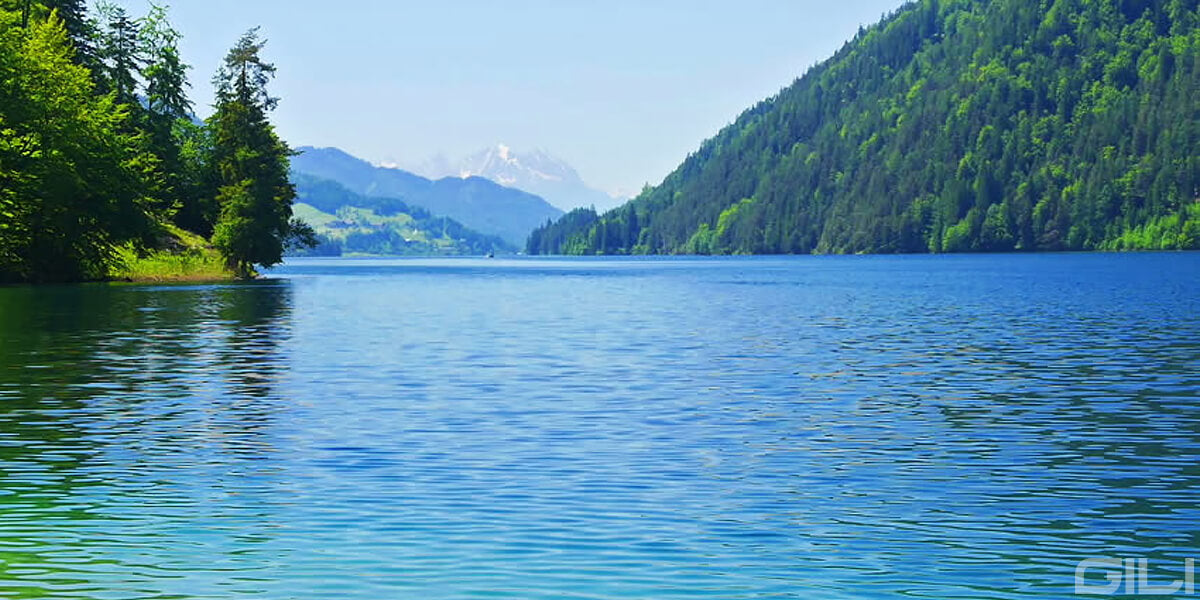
(528, 0), (1199, 256)
(0, 1), (310, 283)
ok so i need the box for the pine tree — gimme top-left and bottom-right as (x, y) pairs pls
(139, 4), (189, 120)
(138, 3), (193, 220)
(42, 0), (96, 65)
(209, 28), (311, 278)
(95, 1), (141, 105)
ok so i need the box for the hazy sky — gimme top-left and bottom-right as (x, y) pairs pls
(110, 0), (903, 195)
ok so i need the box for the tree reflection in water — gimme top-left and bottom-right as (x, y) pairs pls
(0, 280), (296, 598)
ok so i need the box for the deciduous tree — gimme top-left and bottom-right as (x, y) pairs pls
(0, 9), (154, 282)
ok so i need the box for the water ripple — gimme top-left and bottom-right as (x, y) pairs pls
(0, 254), (1197, 598)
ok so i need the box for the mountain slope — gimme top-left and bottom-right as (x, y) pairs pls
(528, 0), (1198, 255)
(290, 173), (509, 256)
(418, 144), (622, 212)
(292, 147), (562, 246)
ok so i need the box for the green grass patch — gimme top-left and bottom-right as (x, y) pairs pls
(292, 202), (340, 228)
(109, 224), (235, 283)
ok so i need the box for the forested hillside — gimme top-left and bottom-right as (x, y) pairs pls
(528, 0), (1199, 255)
(289, 174), (509, 256)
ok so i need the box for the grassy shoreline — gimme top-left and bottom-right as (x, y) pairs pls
(109, 225), (237, 284)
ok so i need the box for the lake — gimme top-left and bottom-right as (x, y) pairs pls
(1, 254), (1197, 599)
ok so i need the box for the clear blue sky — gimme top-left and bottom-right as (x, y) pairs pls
(112, 0), (904, 195)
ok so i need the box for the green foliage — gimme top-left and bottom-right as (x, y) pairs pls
(95, 1), (141, 106)
(137, 3), (196, 222)
(530, 0), (1199, 256)
(1101, 201), (1200, 250)
(12, 0), (102, 72)
(0, 8), (155, 282)
(111, 224), (230, 282)
(1, 3), (306, 283)
(172, 118), (218, 235)
(209, 29), (308, 277)
(139, 4), (190, 120)
(681, 198), (756, 254)
(525, 207), (599, 255)
(289, 174), (510, 256)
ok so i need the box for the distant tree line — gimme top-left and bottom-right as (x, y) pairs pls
(528, 0), (1199, 255)
(295, 223), (506, 258)
(288, 172), (511, 257)
(0, 1), (311, 282)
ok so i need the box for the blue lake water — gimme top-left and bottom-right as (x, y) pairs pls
(0, 254), (1198, 599)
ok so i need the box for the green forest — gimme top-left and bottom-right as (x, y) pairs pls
(527, 0), (1199, 256)
(0, 1), (310, 283)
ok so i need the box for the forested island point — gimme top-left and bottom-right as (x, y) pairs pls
(0, 0), (313, 284)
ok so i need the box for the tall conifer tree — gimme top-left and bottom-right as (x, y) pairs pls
(209, 28), (311, 278)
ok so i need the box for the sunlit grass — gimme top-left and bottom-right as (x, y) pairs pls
(110, 225), (235, 283)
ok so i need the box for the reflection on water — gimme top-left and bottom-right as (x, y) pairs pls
(1, 254), (1198, 599)
(0, 282), (292, 598)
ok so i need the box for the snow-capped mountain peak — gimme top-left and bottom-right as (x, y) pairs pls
(414, 144), (619, 211)
(460, 144), (572, 184)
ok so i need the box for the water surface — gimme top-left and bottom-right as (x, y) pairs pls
(1, 254), (1198, 599)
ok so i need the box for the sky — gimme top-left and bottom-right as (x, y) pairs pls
(110, 0), (905, 196)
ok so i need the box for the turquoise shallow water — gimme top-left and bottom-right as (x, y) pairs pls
(0, 254), (1198, 599)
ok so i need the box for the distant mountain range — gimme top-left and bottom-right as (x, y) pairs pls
(292, 147), (562, 247)
(289, 173), (509, 257)
(409, 144), (624, 212)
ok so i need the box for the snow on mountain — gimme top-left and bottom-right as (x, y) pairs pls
(412, 144), (623, 212)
